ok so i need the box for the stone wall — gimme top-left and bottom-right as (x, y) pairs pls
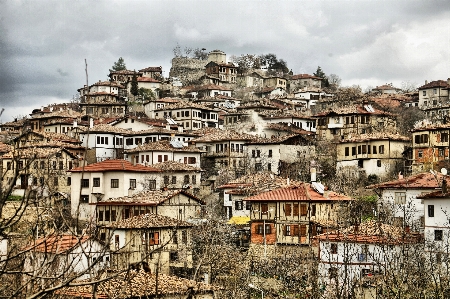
(169, 57), (207, 86)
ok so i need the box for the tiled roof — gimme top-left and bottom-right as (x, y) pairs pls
(30, 110), (81, 120)
(314, 105), (392, 117)
(57, 270), (216, 298)
(154, 100), (217, 111)
(191, 129), (256, 143)
(92, 81), (125, 88)
(265, 123), (316, 135)
(412, 122), (450, 132)
(151, 161), (202, 172)
(189, 84), (233, 92)
(373, 84), (401, 90)
(418, 80), (450, 90)
(248, 134), (308, 144)
(417, 190), (450, 199)
(70, 159), (161, 173)
(103, 213), (192, 229)
(315, 220), (420, 245)
(137, 77), (160, 83)
(81, 124), (132, 134)
(126, 140), (202, 153)
(340, 132), (410, 143)
(3, 147), (75, 159)
(291, 74), (322, 80)
(94, 189), (205, 206)
(244, 184), (351, 202)
(367, 172), (446, 189)
(139, 66), (162, 72)
(109, 69), (139, 75)
(25, 235), (90, 254)
(0, 143), (11, 153)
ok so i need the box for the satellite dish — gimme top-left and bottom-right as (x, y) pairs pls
(442, 168), (448, 176)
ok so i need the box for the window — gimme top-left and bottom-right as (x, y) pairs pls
(268, 163), (272, 171)
(158, 155), (162, 162)
(81, 195), (89, 203)
(40, 161), (45, 169)
(59, 161), (64, 170)
(257, 223), (271, 234)
(98, 211), (104, 221)
(192, 175), (197, 184)
(285, 204), (292, 216)
(148, 179), (156, 190)
(53, 177), (58, 186)
(126, 138), (133, 145)
(164, 176), (169, 185)
(255, 163), (262, 171)
(373, 146), (377, 154)
(439, 148), (445, 157)
(67, 177), (71, 186)
(172, 231), (178, 244)
(170, 252), (179, 261)
(293, 204), (299, 216)
(284, 225), (291, 236)
(345, 147), (349, 156)
(129, 179), (136, 189)
(435, 230), (443, 241)
(394, 192), (406, 204)
(423, 90), (426, 96)
(171, 176), (177, 184)
(235, 201), (243, 210)
(300, 204), (307, 216)
(81, 179), (89, 188)
(331, 243), (338, 254)
(418, 150), (423, 158)
(377, 160), (381, 167)
(184, 175), (190, 185)
(441, 133), (449, 143)
(351, 147), (356, 156)
(311, 205), (316, 216)
(358, 245), (368, 261)
(245, 201), (251, 210)
(362, 145), (367, 154)
(93, 178), (100, 187)
(428, 205), (435, 217)
(111, 179), (119, 188)
(268, 150), (272, 157)
(261, 203), (268, 213)
(434, 88), (437, 95)
(182, 230), (187, 244)
(379, 145), (384, 154)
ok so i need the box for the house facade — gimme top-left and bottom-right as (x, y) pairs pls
(100, 213), (193, 276)
(315, 104), (397, 142)
(69, 160), (162, 220)
(336, 133), (410, 180)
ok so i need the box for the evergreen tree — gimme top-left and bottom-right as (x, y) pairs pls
(111, 57), (127, 71)
(130, 71), (139, 97)
(313, 66), (329, 88)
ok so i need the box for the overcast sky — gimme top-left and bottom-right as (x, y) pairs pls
(1, 0), (449, 122)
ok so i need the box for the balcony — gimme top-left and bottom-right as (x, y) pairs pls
(328, 123), (343, 129)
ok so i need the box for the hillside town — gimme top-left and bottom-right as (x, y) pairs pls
(1, 48), (450, 298)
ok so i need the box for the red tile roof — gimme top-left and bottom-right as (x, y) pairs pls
(25, 235), (90, 254)
(137, 77), (160, 83)
(94, 189), (205, 206)
(291, 74), (322, 80)
(57, 270), (216, 298)
(367, 172), (446, 189)
(138, 66), (162, 72)
(244, 184), (351, 202)
(315, 220), (421, 245)
(70, 159), (161, 173)
(103, 213), (192, 229)
(418, 80), (450, 90)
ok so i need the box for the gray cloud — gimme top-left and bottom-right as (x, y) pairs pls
(0, 0), (449, 122)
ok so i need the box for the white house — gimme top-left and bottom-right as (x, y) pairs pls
(23, 235), (108, 282)
(368, 172), (448, 232)
(69, 159), (162, 220)
(418, 188), (450, 254)
(125, 140), (202, 169)
(316, 221), (420, 294)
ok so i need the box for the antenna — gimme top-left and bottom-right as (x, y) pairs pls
(442, 168), (448, 176)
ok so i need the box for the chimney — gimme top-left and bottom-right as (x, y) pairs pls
(398, 172), (403, 180)
(73, 120), (77, 128)
(178, 126), (183, 133)
(447, 78), (450, 85)
(425, 80), (428, 85)
(165, 124), (170, 130)
(310, 168), (317, 183)
(287, 177), (290, 186)
(442, 179), (447, 194)
(89, 118), (94, 128)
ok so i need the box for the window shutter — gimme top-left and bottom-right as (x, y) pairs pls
(293, 225), (299, 236)
(285, 204), (291, 216)
(293, 204), (299, 216)
(154, 232), (159, 245)
(300, 224), (307, 236)
(300, 204), (307, 216)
